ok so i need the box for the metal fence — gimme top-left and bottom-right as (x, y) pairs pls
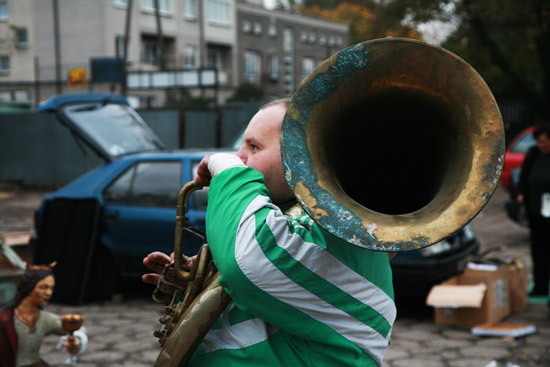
(0, 103), (260, 188)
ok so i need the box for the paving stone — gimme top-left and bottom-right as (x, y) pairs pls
(392, 358), (444, 367)
(78, 350), (126, 363)
(383, 348), (409, 361)
(460, 346), (511, 359)
(448, 358), (495, 367)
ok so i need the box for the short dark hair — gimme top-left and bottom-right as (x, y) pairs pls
(260, 98), (291, 110)
(534, 122), (550, 139)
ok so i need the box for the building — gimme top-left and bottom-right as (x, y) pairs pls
(237, 1), (347, 100)
(0, 0), (348, 107)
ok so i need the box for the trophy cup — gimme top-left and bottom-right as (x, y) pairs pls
(60, 314), (84, 366)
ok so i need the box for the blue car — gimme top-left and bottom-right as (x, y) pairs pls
(32, 93), (217, 303)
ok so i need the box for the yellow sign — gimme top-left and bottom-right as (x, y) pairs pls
(68, 68), (87, 87)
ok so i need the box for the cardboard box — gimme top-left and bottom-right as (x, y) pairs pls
(426, 264), (510, 326)
(504, 258), (529, 314)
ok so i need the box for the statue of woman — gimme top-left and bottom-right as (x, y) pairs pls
(0, 263), (87, 367)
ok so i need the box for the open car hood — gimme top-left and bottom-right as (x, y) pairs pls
(38, 93), (165, 162)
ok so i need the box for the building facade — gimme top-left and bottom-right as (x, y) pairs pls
(0, 0), (348, 107)
(237, 1), (347, 100)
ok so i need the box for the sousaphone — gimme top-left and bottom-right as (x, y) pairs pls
(153, 37), (504, 366)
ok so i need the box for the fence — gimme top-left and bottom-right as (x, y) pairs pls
(0, 103), (261, 188)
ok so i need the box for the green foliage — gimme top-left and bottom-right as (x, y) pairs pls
(226, 83), (265, 103)
(164, 89), (216, 108)
(300, 1), (422, 45)
(304, 0), (550, 120)
(388, 0), (550, 120)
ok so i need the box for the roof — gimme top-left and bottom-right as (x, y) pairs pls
(37, 93), (129, 112)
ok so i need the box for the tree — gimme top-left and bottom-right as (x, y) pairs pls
(300, 1), (422, 45)
(384, 0), (550, 121)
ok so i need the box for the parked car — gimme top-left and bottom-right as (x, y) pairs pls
(31, 93), (218, 303)
(501, 126), (535, 190)
(390, 224), (479, 302)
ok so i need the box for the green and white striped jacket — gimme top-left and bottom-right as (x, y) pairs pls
(189, 166), (396, 367)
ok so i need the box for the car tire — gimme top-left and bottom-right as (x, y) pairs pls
(85, 244), (120, 301)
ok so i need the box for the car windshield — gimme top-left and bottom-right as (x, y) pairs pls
(510, 132), (535, 153)
(231, 130), (244, 151)
(61, 102), (164, 159)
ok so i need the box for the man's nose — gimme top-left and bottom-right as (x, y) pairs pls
(236, 149), (247, 165)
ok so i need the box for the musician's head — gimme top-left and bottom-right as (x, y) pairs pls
(236, 98), (294, 205)
(534, 122), (550, 155)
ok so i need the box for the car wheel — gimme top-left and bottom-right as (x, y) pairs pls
(85, 244), (120, 301)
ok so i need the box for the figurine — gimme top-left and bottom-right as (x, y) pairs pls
(0, 262), (87, 367)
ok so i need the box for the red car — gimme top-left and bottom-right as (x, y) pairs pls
(501, 126), (535, 189)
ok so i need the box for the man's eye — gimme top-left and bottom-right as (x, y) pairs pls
(251, 145), (259, 150)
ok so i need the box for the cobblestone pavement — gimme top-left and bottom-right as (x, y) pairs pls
(1, 185), (549, 367)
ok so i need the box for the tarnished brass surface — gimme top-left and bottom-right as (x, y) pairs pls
(282, 37), (504, 252)
(153, 182), (231, 367)
(154, 275), (231, 367)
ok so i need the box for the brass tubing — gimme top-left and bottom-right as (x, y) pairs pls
(174, 181), (205, 282)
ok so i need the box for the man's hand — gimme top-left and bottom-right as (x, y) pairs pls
(195, 153), (246, 186)
(142, 252), (196, 285)
(195, 154), (212, 185)
(142, 252), (173, 285)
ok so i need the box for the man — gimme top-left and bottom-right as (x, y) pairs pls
(517, 123), (550, 299)
(143, 99), (396, 366)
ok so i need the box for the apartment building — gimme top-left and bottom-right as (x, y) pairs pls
(237, 1), (347, 100)
(0, 0), (348, 107)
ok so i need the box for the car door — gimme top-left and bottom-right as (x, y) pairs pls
(100, 159), (185, 275)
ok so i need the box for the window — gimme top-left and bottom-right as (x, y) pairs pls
(191, 162), (208, 210)
(242, 20), (251, 33)
(14, 27), (28, 48)
(207, 48), (220, 69)
(104, 161), (182, 207)
(267, 55), (279, 81)
(113, 0), (128, 7)
(0, 91), (10, 102)
(206, 0), (229, 25)
(511, 133), (535, 154)
(319, 33), (327, 46)
(184, 0), (196, 19)
(301, 57), (315, 81)
(184, 45), (198, 68)
(0, 1), (7, 21)
(0, 56), (9, 74)
(268, 23), (277, 38)
(142, 41), (159, 64)
(308, 32), (316, 44)
(115, 36), (126, 58)
(253, 21), (262, 35)
(300, 30), (308, 43)
(283, 28), (294, 94)
(141, 0), (171, 13)
(244, 51), (260, 83)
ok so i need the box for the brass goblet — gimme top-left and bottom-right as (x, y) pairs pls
(60, 314), (84, 354)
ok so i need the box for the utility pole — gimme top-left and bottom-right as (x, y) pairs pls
(53, 0), (62, 94)
(122, 0), (133, 96)
(154, 0), (165, 69)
